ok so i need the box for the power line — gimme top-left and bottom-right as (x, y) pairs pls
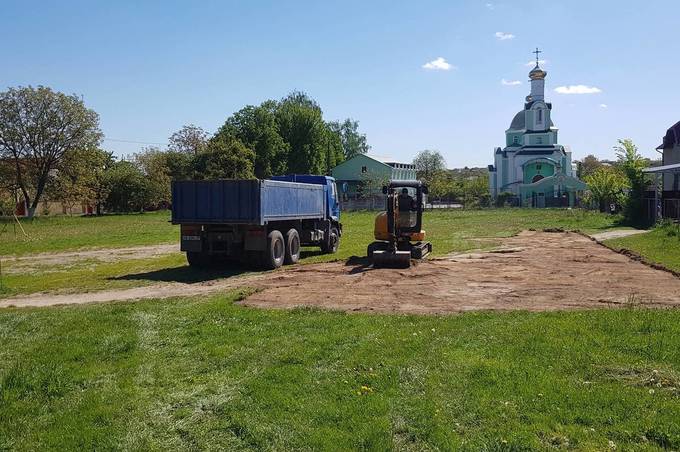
(103, 138), (168, 146)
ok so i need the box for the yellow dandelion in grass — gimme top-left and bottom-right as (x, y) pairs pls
(358, 385), (374, 395)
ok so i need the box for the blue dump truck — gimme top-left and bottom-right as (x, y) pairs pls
(171, 175), (341, 269)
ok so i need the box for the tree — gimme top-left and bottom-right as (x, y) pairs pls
(584, 166), (628, 212)
(216, 101), (288, 178)
(193, 136), (255, 180)
(0, 86), (102, 218)
(327, 118), (370, 160)
(104, 160), (153, 212)
(578, 154), (603, 179)
(134, 147), (173, 208)
(428, 170), (455, 201)
(614, 139), (648, 224)
(322, 125), (345, 175)
(413, 150), (447, 186)
(168, 124), (208, 155)
(461, 175), (490, 208)
(47, 147), (115, 215)
(275, 91), (327, 175)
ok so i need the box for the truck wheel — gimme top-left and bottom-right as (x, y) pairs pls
(263, 230), (285, 269)
(321, 226), (339, 254)
(186, 251), (212, 268)
(284, 229), (301, 264)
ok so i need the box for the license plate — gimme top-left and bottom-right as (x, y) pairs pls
(182, 235), (201, 241)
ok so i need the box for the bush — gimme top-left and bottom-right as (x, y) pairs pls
(495, 191), (515, 207)
(104, 161), (154, 212)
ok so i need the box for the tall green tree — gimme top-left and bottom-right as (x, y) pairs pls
(134, 147), (173, 208)
(168, 124), (208, 155)
(614, 139), (648, 224)
(327, 118), (370, 160)
(584, 166), (628, 212)
(0, 86), (102, 217)
(48, 147), (115, 215)
(104, 160), (153, 213)
(578, 154), (603, 179)
(193, 136), (255, 180)
(275, 91), (327, 175)
(413, 150), (447, 186)
(216, 101), (288, 178)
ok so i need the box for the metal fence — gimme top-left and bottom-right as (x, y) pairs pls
(664, 198), (680, 220)
(339, 196), (386, 211)
(642, 197), (680, 222)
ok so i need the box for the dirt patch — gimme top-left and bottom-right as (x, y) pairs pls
(241, 231), (680, 314)
(3, 231), (680, 312)
(0, 244), (178, 274)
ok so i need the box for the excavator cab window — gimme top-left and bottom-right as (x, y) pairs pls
(395, 187), (417, 228)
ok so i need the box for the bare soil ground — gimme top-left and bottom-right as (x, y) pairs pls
(3, 231), (680, 312)
(0, 244), (178, 274)
(242, 231), (680, 314)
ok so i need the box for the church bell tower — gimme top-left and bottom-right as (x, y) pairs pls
(526, 48), (547, 103)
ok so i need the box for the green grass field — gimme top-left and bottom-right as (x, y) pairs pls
(1, 293), (679, 450)
(0, 211), (177, 256)
(2, 209), (680, 450)
(0, 209), (622, 298)
(606, 223), (680, 273)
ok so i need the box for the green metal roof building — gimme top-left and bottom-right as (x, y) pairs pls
(331, 154), (416, 197)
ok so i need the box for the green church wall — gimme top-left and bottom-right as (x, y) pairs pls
(523, 162), (555, 184)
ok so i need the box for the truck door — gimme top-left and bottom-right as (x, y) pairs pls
(330, 181), (340, 219)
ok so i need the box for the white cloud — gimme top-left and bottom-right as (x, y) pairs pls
(495, 31), (515, 40)
(485, 3), (495, 9)
(599, 103), (608, 108)
(554, 85), (602, 94)
(525, 59), (547, 67)
(501, 79), (521, 86)
(422, 57), (454, 71)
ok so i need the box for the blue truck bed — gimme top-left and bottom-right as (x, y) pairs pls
(171, 179), (326, 225)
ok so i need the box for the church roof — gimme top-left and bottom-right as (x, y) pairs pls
(510, 111), (525, 130)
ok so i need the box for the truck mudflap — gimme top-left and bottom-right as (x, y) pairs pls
(180, 225), (203, 252)
(244, 228), (267, 251)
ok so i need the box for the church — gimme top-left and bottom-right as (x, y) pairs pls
(488, 50), (586, 207)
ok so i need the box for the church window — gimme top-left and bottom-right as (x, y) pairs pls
(536, 136), (543, 144)
(361, 166), (367, 173)
(537, 109), (543, 123)
(513, 136), (519, 144)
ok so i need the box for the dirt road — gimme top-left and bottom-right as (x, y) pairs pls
(2, 231), (680, 313)
(0, 244), (178, 274)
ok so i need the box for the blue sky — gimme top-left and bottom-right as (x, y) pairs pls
(2, 0), (678, 168)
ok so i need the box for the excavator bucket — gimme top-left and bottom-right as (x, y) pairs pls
(371, 250), (411, 268)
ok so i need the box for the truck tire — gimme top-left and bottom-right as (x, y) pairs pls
(186, 251), (212, 268)
(263, 230), (285, 269)
(321, 226), (339, 254)
(284, 229), (301, 264)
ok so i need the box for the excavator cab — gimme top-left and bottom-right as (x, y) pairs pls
(367, 180), (432, 268)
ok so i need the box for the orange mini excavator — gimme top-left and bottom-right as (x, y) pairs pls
(367, 180), (432, 268)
